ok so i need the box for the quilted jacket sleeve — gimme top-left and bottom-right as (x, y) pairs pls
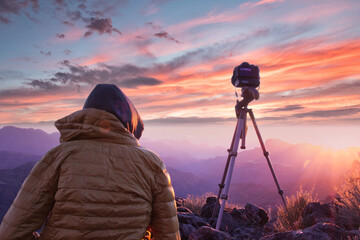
(0, 147), (62, 240)
(150, 167), (181, 240)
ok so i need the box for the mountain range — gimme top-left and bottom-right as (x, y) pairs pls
(0, 126), (359, 221)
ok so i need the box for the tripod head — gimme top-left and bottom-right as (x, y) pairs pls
(231, 62), (260, 117)
(235, 87), (259, 117)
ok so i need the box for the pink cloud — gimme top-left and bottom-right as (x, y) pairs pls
(254, 0), (286, 6)
(168, 8), (255, 36)
(78, 55), (112, 66)
(50, 28), (84, 43)
(0, 88), (86, 124)
(277, 2), (351, 24)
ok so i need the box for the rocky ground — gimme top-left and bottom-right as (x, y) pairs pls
(176, 197), (360, 240)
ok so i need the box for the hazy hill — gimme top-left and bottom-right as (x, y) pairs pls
(0, 150), (41, 169)
(0, 126), (59, 155)
(140, 138), (225, 168)
(173, 139), (360, 202)
(167, 167), (213, 197)
(0, 161), (36, 221)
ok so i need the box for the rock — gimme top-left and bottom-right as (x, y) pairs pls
(176, 197), (360, 240)
(260, 222), (360, 240)
(180, 223), (196, 240)
(230, 203), (269, 227)
(178, 207), (192, 213)
(217, 211), (240, 234)
(301, 202), (335, 228)
(178, 212), (210, 228)
(210, 203), (269, 235)
(200, 196), (217, 219)
(178, 212), (210, 240)
(263, 217), (278, 235)
(232, 226), (264, 240)
(189, 226), (233, 240)
(204, 201), (269, 235)
(246, 203), (269, 226)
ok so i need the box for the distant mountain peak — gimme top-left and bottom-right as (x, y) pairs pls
(0, 125), (59, 155)
(1, 125), (48, 134)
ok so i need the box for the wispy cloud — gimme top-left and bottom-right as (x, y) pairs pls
(145, 116), (234, 124)
(27, 60), (157, 89)
(0, 15), (10, 24)
(24, 11), (40, 23)
(27, 79), (61, 90)
(121, 76), (162, 88)
(254, 0), (286, 6)
(84, 17), (121, 37)
(268, 104), (304, 112)
(64, 49), (71, 55)
(55, 0), (67, 8)
(56, 33), (66, 39)
(77, 4), (86, 11)
(40, 50), (51, 56)
(0, 70), (24, 80)
(154, 31), (181, 44)
(292, 106), (360, 118)
(0, 0), (40, 24)
(141, 0), (172, 15)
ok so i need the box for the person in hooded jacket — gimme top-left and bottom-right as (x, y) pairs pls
(0, 84), (180, 240)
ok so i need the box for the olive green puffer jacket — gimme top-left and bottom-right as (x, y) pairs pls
(0, 108), (180, 240)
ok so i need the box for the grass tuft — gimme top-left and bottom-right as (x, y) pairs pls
(335, 170), (360, 230)
(275, 187), (317, 232)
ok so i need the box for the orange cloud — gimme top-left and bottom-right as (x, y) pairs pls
(128, 36), (360, 123)
(1, 29), (359, 127)
(0, 87), (88, 124)
(255, 38), (360, 92)
(78, 55), (112, 66)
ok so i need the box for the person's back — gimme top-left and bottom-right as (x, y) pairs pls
(0, 84), (180, 240)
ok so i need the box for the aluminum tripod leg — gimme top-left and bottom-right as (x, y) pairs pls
(210, 119), (239, 222)
(215, 108), (247, 230)
(248, 109), (287, 207)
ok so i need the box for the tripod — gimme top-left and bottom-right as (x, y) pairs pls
(211, 100), (287, 230)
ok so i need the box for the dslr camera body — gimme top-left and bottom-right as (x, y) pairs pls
(231, 62), (260, 88)
(232, 62), (260, 112)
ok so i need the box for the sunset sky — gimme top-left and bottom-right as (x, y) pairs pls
(0, 0), (359, 150)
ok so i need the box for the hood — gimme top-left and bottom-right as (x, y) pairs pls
(83, 84), (144, 139)
(55, 108), (139, 146)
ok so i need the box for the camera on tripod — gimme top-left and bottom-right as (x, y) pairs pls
(231, 62), (260, 112)
(212, 62), (286, 230)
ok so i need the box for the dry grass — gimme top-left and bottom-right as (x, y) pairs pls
(335, 170), (360, 230)
(180, 193), (211, 215)
(179, 193), (242, 215)
(275, 187), (318, 232)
